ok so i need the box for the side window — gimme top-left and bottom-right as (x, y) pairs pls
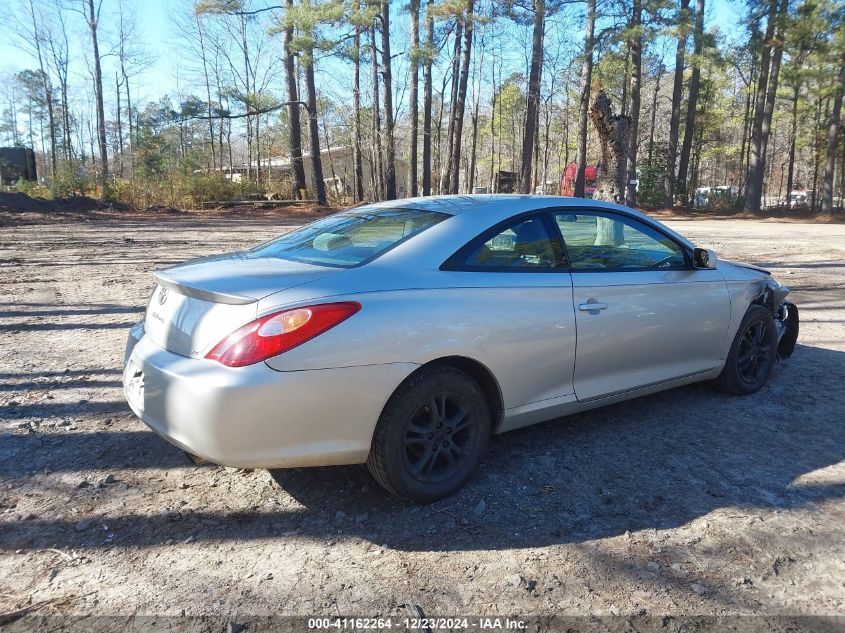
(553, 211), (687, 270)
(449, 215), (564, 271)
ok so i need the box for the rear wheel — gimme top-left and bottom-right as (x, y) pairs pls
(367, 366), (491, 502)
(714, 304), (778, 395)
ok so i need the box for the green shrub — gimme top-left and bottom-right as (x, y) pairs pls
(50, 161), (93, 198)
(637, 161), (666, 208)
(15, 178), (51, 199)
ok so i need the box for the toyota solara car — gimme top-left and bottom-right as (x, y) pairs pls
(123, 195), (799, 501)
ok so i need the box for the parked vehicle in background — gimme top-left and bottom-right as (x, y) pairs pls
(789, 190), (812, 209)
(560, 163), (598, 197)
(693, 186), (739, 210)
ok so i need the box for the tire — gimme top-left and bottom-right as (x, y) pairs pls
(367, 365), (491, 503)
(713, 304), (778, 395)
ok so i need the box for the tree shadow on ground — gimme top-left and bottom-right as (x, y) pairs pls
(0, 429), (192, 477)
(0, 305), (145, 318)
(2, 344), (843, 554)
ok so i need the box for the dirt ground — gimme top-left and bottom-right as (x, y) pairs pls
(0, 209), (844, 629)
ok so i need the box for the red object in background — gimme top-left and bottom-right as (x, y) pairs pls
(560, 163), (598, 197)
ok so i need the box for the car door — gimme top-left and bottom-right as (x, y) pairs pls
(440, 212), (577, 411)
(551, 209), (731, 402)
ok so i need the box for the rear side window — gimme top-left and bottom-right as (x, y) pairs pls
(444, 214), (565, 271)
(553, 211), (687, 270)
(250, 207), (447, 267)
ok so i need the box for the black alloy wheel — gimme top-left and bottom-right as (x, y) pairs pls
(401, 392), (477, 484)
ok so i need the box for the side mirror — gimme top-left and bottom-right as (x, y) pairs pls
(693, 247), (718, 269)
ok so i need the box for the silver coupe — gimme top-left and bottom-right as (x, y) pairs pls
(123, 195), (799, 501)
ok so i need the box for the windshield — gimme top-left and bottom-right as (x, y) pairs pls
(249, 207), (449, 268)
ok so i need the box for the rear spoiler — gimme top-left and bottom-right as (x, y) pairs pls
(154, 271), (256, 305)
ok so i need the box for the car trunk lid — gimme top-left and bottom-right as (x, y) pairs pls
(144, 254), (341, 358)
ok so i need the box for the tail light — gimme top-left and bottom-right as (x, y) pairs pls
(205, 302), (361, 367)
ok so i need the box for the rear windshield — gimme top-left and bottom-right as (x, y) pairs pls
(249, 207), (448, 268)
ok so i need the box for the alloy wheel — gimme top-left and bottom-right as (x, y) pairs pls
(737, 319), (772, 384)
(401, 392), (476, 484)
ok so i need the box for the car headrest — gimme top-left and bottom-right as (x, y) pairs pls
(313, 232), (353, 252)
(513, 221), (549, 254)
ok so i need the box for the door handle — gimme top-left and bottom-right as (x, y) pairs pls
(578, 302), (608, 312)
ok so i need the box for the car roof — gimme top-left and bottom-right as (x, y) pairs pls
(360, 195), (694, 248)
(364, 194), (574, 215)
(363, 194), (651, 220)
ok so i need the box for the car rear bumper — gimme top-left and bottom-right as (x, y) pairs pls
(123, 330), (417, 468)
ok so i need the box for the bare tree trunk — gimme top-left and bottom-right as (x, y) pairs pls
(468, 27), (483, 193)
(195, 13), (216, 171)
(27, 0), (56, 177)
(468, 109), (479, 191)
(590, 91), (631, 244)
(49, 0), (73, 161)
(542, 96), (552, 192)
(86, 0), (108, 187)
(440, 17), (464, 193)
(744, 0), (778, 211)
(421, 0), (434, 196)
(115, 73), (123, 176)
(840, 127), (845, 205)
(380, 1), (397, 199)
(749, 0), (789, 210)
(621, 41), (630, 118)
(239, 14), (253, 183)
(26, 95), (34, 154)
(489, 83), (497, 191)
(322, 115), (337, 194)
(255, 98), (261, 184)
(811, 96), (824, 213)
(563, 77), (570, 170)
(303, 49), (326, 206)
(446, 0), (475, 194)
(6, 91), (20, 147)
(519, 0), (545, 193)
(62, 77), (72, 160)
(647, 63), (663, 165)
(623, 0), (642, 208)
(409, 0), (420, 196)
(822, 52), (845, 213)
(87, 111), (95, 169)
(663, 0), (690, 209)
(590, 90), (632, 207)
(435, 71), (450, 192)
(738, 60), (755, 191)
(574, 0), (596, 197)
(284, 0), (306, 198)
(677, 0), (704, 204)
(785, 80), (800, 205)
(371, 27), (384, 200)
(352, 9), (364, 201)
(532, 107), (540, 190)
(215, 67), (228, 173)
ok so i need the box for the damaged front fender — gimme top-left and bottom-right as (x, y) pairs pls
(776, 301), (800, 360)
(751, 279), (798, 360)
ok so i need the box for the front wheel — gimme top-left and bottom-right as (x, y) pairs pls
(367, 366), (491, 503)
(713, 304), (778, 395)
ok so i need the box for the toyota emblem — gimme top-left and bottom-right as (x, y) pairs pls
(158, 287), (169, 305)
